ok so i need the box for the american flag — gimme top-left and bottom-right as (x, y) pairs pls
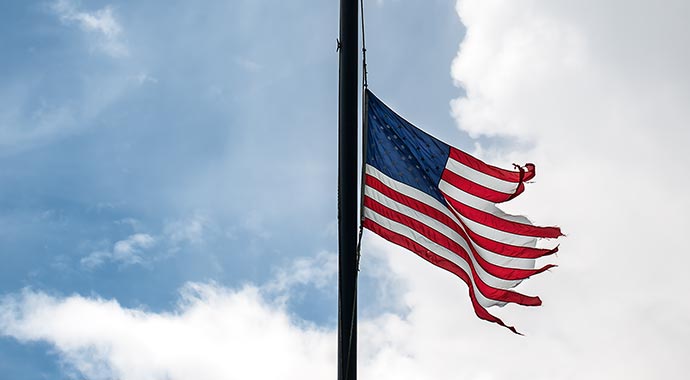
(362, 90), (562, 333)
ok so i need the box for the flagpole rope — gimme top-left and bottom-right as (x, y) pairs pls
(356, 0), (369, 267)
(356, 0), (369, 269)
(360, 0), (369, 88)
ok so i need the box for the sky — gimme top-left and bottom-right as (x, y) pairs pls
(0, 0), (689, 379)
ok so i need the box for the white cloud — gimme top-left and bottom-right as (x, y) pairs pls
(267, 251), (336, 294)
(446, 0), (690, 377)
(51, 0), (128, 57)
(165, 214), (209, 246)
(0, 245), (511, 380)
(81, 233), (156, 269)
(81, 214), (219, 269)
(6, 229), (690, 380)
(0, 283), (335, 380)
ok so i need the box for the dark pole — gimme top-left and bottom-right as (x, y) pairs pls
(337, 0), (358, 379)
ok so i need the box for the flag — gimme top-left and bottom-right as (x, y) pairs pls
(362, 90), (562, 333)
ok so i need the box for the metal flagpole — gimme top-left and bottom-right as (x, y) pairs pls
(337, 0), (358, 379)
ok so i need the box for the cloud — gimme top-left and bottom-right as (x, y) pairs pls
(5, 231), (690, 380)
(82, 213), (217, 269)
(164, 214), (209, 246)
(51, 0), (128, 57)
(446, 0), (690, 377)
(0, 283), (335, 380)
(79, 212), (251, 270)
(0, 244), (515, 380)
(81, 233), (156, 269)
(267, 251), (336, 294)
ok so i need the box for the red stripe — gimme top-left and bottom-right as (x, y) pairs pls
(365, 196), (545, 302)
(443, 193), (562, 238)
(441, 169), (519, 203)
(366, 174), (457, 235)
(365, 195), (553, 282)
(467, 227), (559, 259)
(366, 174), (557, 259)
(449, 147), (536, 183)
(362, 218), (521, 335)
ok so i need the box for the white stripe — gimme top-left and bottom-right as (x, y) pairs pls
(439, 181), (537, 246)
(365, 187), (521, 289)
(368, 164), (537, 248)
(365, 185), (534, 287)
(450, 204), (537, 247)
(438, 178), (532, 225)
(365, 184), (535, 270)
(445, 157), (520, 194)
(365, 167), (535, 266)
(366, 164), (456, 221)
(364, 207), (505, 308)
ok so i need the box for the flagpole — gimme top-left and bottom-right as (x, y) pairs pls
(337, 0), (358, 379)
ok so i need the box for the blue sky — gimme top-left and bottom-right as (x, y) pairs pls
(2, 1), (690, 379)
